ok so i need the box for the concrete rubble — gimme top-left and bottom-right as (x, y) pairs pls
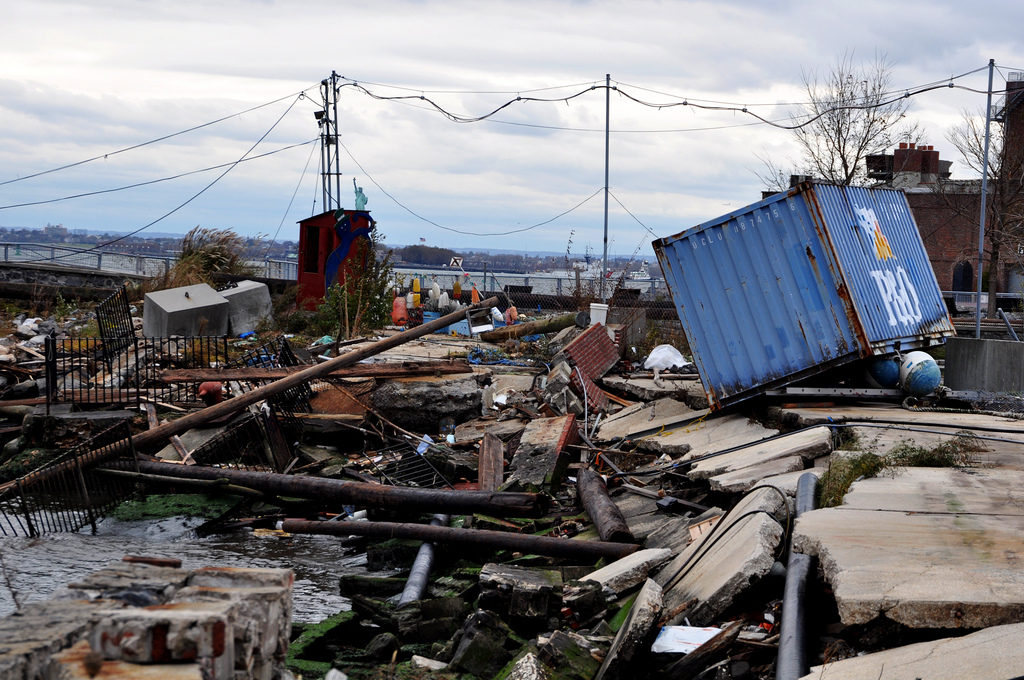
(1, 287), (1023, 680)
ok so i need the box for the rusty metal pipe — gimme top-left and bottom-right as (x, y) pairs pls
(282, 518), (640, 561)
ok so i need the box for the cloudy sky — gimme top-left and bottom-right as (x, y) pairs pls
(3, 0), (1023, 259)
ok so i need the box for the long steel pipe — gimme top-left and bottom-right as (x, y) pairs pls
(776, 472), (819, 680)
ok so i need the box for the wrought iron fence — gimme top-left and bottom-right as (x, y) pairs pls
(45, 335), (231, 410)
(0, 421), (137, 537)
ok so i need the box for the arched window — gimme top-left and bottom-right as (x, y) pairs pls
(951, 261), (973, 291)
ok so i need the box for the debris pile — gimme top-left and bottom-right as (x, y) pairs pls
(0, 275), (1022, 680)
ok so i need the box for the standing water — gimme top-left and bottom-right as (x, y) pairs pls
(0, 513), (373, 622)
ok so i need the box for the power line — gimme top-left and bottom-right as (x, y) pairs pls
(0, 87), (317, 188)
(265, 141), (320, 258)
(338, 75), (604, 95)
(613, 64), (990, 108)
(337, 138), (603, 236)
(607, 189), (658, 238)
(19, 95), (305, 261)
(0, 139), (317, 210)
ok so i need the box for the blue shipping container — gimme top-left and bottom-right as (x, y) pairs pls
(652, 182), (955, 410)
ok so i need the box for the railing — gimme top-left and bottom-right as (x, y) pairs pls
(393, 267), (670, 300)
(45, 335), (231, 410)
(0, 242), (298, 280)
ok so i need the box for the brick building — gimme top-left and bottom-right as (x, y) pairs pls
(867, 73), (1024, 296)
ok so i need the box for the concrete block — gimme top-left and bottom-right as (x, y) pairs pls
(171, 585), (290, 667)
(479, 564), (563, 621)
(537, 630), (603, 680)
(220, 280), (272, 335)
(143, 284), (229, 337)
(945, 336), (1024, 391)
(89, 601), (234, 678)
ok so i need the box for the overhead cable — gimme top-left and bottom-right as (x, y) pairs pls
(0, 87), (317, 188)
(19, 95), (304, 260)
(0, 139), (317, 210)
(337, 139), (603, 236)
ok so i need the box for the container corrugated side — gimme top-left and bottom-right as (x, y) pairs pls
(806, 184), (955, 353)
(653, 187), (862, 409)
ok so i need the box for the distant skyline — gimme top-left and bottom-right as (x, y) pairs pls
(4, 1), (1024, 260)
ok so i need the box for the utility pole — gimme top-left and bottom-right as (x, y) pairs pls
(976, 58), (995, 338)
(318, 71), (342, 213)
(600, 73), (610, 302)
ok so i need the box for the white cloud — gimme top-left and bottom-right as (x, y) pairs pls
(3, 0), (1024, 255)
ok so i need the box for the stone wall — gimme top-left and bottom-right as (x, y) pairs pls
(0, 558), (293, 680)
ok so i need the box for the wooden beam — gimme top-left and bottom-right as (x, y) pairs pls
(478, 312), (587, 343)
(478, 432), (505, 491)
(578, 468), (635, 543)
(158, 360), (474, 383)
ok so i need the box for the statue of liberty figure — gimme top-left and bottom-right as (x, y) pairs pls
(353, 178), (368, 211)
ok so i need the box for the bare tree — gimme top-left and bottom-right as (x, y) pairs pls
(792, 51), (921, 186)
(943, 108), (1024, 316)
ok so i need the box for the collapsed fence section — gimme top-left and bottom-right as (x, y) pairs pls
(45, 335), (231, 410)
(0, 420), (137, 537)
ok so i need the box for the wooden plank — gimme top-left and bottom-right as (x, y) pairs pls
(158, 360), (474, 383)
(478, 432), (505, 491)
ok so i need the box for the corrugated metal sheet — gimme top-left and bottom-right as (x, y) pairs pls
(653, 182), (954, 410)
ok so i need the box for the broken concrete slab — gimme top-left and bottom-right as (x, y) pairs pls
(504, 414), (578, 492)
(594, 578), (662, 680)
(582, 548), (672, 598)
(601, 375), (708, 409)
(370, 373), (483, 433)
(773, 405), (1024, 470)
(479, 563), (563, 621)
(638, 413), (778, 458)
(595, 398), (701, 443)
(687, 426), (831, 480)
(611, 491), (682, 542)
(143, 283), (229, 337)
(453, 416), (526, 444)
(793, 467), (1024, 628)
(655, 487), (785, 626)
(799, 622), (1024, 680)
(707, 454), (805, 493)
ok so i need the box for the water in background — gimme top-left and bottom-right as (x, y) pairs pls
(0, 514), (372, 622)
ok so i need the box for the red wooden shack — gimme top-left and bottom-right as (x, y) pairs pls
(296, 209), (373, 310)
